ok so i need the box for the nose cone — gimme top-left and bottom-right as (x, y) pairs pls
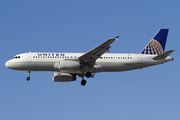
(5, 60), (16, 69)
(5, 61), (11, 68)
(5, 60), (23, 70)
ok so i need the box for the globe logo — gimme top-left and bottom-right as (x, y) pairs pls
(140, 39), (163, 55)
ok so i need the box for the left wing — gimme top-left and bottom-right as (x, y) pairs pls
(78, 36), (119, 64)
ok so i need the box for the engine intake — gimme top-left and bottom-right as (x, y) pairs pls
(52, 72), (76, 82)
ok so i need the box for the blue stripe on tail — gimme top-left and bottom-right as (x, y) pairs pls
(140, 29), (169, 55)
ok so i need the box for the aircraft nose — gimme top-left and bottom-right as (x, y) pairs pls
(5, 60), (14, 69)
(5, 60), (22, 70)
(5, 61), (11, 68)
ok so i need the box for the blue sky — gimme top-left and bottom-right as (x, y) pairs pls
(1, 0), (179, 120)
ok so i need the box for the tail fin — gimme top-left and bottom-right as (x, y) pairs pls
(140, 29), (169, 55)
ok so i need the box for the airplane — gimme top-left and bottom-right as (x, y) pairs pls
(5, 29), (174, 86)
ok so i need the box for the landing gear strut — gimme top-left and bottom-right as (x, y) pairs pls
(26, 71), (31, 81)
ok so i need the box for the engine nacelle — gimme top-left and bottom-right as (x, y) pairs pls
(54, 60), (80, 70)
(52, 72), (76, 82)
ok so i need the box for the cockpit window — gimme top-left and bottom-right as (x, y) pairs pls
(13, 56), (20, 59)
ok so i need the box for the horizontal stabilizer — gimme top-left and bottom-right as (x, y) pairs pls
(152, 50), (174, 60)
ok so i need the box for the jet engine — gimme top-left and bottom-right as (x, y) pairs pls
(52, 72), (76, 82)
(54, 60), (81, 70)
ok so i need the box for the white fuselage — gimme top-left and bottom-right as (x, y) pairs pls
(5, 52), (173, 74)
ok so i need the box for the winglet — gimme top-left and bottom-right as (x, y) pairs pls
(115, 36), (119, 40)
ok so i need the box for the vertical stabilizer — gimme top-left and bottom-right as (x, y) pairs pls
(140, 29), (169, 55)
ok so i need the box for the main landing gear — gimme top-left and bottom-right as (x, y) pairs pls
(80, 71), (92, 86)
(26, 71), (31, 81)
(86, 71), (92, 78)
(81, 79), (87, 86)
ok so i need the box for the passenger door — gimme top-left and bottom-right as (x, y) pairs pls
(26, 53), (32, 62)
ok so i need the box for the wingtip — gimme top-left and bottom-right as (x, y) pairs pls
(115, 36), (119, 38)
(115, 36), (119, 40)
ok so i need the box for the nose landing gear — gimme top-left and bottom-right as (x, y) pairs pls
(26, 71), (31, 81)
(26, 77), (30, 81)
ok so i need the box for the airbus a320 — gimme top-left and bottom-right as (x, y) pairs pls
(5, 29), (174, 86)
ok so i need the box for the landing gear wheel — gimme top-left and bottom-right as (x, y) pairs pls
(86, 71), (92, 78)
(81, 79), (87, 86)
(26, 77), (30, 81)
(27, 70), (31, 81)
